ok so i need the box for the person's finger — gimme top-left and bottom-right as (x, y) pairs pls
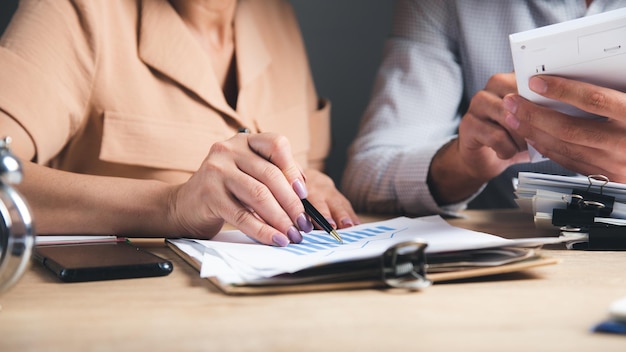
(529, 75), (626, 122)
(174, 170), (292, 246)
(303, 170), (360, 229)
(462, 110), (523, 159)
(196, 136), (306, 245)
(502, 93), (621, 152)
(328, 196), (360, 229)
(220, 196), (293, 247)
(229, 154), (311, 237)
(467, 89), (526, 153)
(245, 133), (308, 198)
(484, 72), (518, 97)
(503, 96), (616, 175)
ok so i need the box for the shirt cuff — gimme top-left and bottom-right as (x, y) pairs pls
(393, 138), (486, 217)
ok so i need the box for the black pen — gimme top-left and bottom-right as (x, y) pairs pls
(301, 199), (343, 244)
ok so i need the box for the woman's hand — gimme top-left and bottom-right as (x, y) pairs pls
(302, 168), (360, 229)
(168, 132), (314, 246)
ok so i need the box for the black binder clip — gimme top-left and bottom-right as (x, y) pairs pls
(552, 175), (626, 250)
(380, 241), (431, 289)
(586, 224), (626, 250)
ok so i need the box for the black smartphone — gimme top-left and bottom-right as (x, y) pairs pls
(33, 241), (173, 282)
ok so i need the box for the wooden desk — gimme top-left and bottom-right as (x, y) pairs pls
(1, 210), (625, 351)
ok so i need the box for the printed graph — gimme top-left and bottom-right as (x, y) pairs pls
(276, 225), (397, 256)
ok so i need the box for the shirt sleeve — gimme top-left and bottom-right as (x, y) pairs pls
(342, 0), (477, 216)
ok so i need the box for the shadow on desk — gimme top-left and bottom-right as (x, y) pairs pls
(148, 246), (225, 295)
(446, 209), (561, 238)
(435, 270), (540, 285)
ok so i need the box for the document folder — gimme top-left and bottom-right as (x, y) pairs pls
(516, 172), (626, 250)
(168, 216), (561, 295)
(552, 180), (626, 250)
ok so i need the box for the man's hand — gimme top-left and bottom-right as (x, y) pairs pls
(503, 75), (626, 182)
(429, 73), (529, 205)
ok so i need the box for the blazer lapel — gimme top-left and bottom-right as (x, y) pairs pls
(234, 1), (271, 92)
(231, 1), (272, 128)
(138, 0), (238, 119)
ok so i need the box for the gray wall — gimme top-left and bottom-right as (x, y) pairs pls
(291, 1), (394, 184)
(0, 0), (394, 185)
(0, 0), (18, 34)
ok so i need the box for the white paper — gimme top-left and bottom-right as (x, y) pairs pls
(516, 172), (626, 219)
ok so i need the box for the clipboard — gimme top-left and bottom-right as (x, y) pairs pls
(168, 241), (558, 295)
(167, 216), (561, 295)
(168, 239), (430, 294)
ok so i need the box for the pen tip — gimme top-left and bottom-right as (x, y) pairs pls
(331, 230), (343, 244)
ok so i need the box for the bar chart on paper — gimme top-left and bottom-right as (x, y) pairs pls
(188, 219), (425, 283)
(276, 225), (399, 256)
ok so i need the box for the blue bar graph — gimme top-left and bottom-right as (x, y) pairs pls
(275, 225), (398, 256)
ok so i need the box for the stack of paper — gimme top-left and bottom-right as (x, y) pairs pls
(515, 172), (626, 227)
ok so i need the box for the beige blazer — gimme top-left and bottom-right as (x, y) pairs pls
(0, 0), (330, 183)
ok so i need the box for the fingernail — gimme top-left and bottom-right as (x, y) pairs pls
(292, 179), (308, 199)
(341, 218), (354, 228)
(525, 138), (536, 146)
(529, 76), (548, 94)
(297, 213), (313, 233)
(505, 113), (520, 130)
(503, 96), (518, 114)
(326, 217), (337, 229)
(272, 233), (289, 247)
(287, 226), (303, 244)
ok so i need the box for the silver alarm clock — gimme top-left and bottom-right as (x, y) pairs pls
(0, 136), (35, 293)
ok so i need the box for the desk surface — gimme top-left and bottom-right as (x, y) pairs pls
(1, 210), (625, 351)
